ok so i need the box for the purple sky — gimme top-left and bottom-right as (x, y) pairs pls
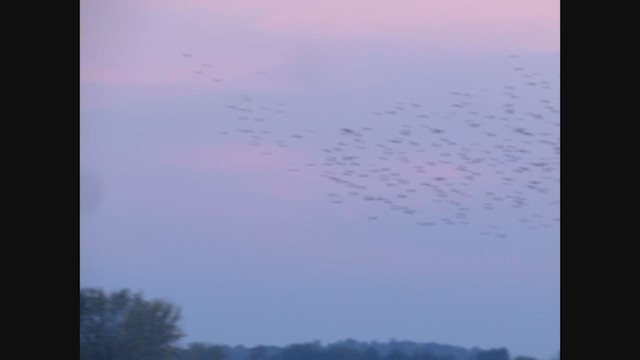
(81, 1), (559, 359)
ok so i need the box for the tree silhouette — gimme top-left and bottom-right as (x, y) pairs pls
(80, 288), (183, 360)
(474, 348), (510, 360)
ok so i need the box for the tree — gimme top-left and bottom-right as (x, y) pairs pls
(385, 350), (409, 360)
(280, 343), (322, 360)
(410, 352), (439, 360)
(362, 348), (381, 360)
(247, 345), (270, 360)
(181, 342), (225, 360)
(474, 348), (510, 360)
(80, 288), (183, 360)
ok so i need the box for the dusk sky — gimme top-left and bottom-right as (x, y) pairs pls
(80, 1), (559, 359)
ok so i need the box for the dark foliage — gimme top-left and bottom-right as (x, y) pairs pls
(80, 288), (183, 360)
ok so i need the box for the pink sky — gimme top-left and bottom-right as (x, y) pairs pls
(81, 0), (559, 87)
(150, 0), (559, 43)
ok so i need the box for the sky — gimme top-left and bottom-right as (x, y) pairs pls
(80, 1), (559, 359)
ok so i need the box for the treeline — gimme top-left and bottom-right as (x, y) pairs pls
(80, 288), (549, 360)
(176, 341), (526, 360)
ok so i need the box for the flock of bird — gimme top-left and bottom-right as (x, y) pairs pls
(179, 53), (559, 238)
